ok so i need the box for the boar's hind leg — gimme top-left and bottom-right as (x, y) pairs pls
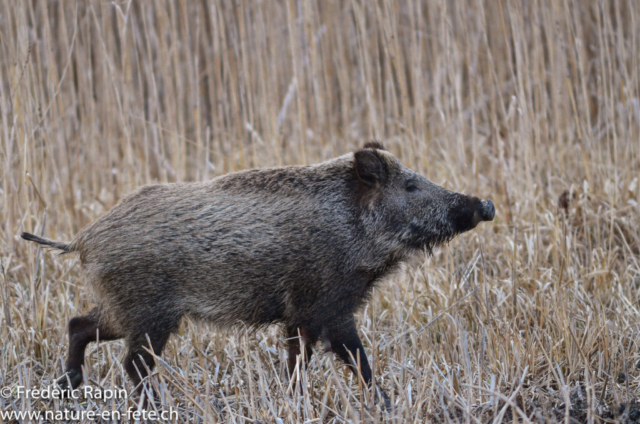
(58, 308), (121, 390)
(123, 313), (181, 400)
(325, 316), (391, 411)
(286, 326), (316, 381)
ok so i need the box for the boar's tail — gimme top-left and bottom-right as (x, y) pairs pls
(21, 232), (73, 253)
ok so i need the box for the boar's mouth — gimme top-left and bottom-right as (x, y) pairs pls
(402, 198), (495, 254)
(401, 222), (456, 255)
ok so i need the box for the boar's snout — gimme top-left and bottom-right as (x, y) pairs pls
(480, 198), (495, 222)
(449, 196), (495, 234)
(470, 197), (495, 229)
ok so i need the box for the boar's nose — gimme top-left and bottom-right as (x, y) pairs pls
(470, 198), (495, 228)
(452, 196), (495, 232)
(480, 199), (495, 222)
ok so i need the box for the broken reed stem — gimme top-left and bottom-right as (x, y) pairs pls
(512, 225), (518, 317)
(1, 261), (11, 333)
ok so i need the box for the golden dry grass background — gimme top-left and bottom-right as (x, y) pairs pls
(1, 0), (639, 422)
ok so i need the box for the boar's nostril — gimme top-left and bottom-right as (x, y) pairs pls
(481, 199), (495, 221)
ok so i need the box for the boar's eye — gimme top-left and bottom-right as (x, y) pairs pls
(405, 183), (419, 193)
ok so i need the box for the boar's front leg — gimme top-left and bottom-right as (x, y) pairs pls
(286, 326), (316, 382)
(324, 316), (391, 411)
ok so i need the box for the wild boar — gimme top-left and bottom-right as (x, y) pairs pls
(22, 142), (494, 409)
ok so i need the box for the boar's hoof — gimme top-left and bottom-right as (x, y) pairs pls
(375, 384), (392, 412)
(56, 369), (83, 393)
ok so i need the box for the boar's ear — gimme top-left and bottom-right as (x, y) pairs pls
(354, 149), (388, 187)
(363, 141), (385, 150)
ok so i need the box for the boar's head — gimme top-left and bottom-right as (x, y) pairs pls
(353, 142), (495, 255)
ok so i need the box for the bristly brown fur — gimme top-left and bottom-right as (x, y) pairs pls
(21, 143), (492, 409)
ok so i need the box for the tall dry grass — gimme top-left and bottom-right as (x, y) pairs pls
(1, 0), (639, 422)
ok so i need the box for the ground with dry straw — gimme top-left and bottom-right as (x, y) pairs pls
(1, 1), (639, 422)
